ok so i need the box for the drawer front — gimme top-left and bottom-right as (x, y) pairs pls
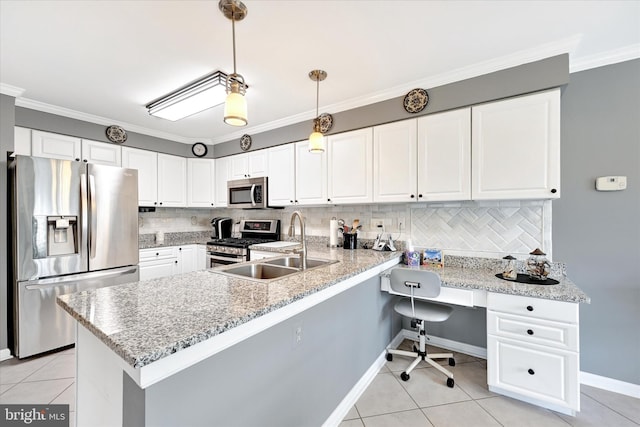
(487, 336), (579, 410)
(139, 247), (177, 261)
(488, 292), (578, 323)
(488, 311), (578, 351)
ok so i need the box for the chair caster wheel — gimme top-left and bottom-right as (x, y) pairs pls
(386, 353), (393, 361)
(400, 372), (410, 381)
(449, 358), (455, 366)
(447, 378), (454, 388)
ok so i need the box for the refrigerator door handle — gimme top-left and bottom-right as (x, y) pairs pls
(89, 173), (97, 259)
(24, 266), (139, 289)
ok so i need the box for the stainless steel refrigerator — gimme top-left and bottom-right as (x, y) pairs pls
(9, 155), (140, 358)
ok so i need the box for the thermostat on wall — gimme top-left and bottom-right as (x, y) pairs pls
(595, 176), (627, 191)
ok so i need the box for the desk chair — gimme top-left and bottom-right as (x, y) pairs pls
(386, 268), (456, 387)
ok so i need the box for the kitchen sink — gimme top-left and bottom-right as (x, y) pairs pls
(263, 256), (337, 269)
(211, 256), (339, 282)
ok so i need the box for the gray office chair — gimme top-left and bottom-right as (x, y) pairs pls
(386, 268), (456, 387)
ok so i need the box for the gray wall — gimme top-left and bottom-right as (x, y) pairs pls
(554, 59), (640, 385)
(124, 276), (399, 427)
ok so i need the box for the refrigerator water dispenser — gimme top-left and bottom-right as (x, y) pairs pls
(47, 216), (78, 256)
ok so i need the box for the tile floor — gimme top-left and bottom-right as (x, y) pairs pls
(0, 341), (638, 427)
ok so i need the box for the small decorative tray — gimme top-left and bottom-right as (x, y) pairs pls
(495, 273), (559, 285)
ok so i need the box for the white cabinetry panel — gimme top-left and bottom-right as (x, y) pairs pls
(187, 158), (215, 207)
(32, 130), (81, 161)
(327, 128), (373, 204)
(122, 147), (158, 207)
(81, 139), (121, 166)
(267, 144), (295, 206)
(373, 120), (417, 203)
(14, 127), (31, 156)
(157, 154), (187, 207)
(295, 140), (327, 205)
(214, 156), (230, 207)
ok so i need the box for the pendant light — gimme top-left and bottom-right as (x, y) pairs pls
(220, 0), (248, 126)
(308, 70), (327, 153)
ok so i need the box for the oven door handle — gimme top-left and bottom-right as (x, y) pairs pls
(207, 253), (244, 263)
(250, 184), (256, 207)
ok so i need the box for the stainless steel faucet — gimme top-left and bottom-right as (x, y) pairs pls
(288, 210), (307, 270)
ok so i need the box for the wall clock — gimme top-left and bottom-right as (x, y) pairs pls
(240, 134), (252, 151)
(191, 142), (208, 157)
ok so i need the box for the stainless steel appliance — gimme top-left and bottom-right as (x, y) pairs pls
(211, 217), (233, 240)
(227, 177), (269, 209)
(206, 219), (280, 267)
(9, 155), (140, 358)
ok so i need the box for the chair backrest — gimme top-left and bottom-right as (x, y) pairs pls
(389, 268), (441, 298)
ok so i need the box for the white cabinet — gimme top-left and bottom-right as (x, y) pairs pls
(122, 147), (158, 207)
(229, 151), (268, 179)
(187, 158), (215, 207)
(139, 247), (179, 280)
(295, 140), (327, 205)
(157, 154), (187, 207)
(472, 89), (560, 200)
(417, 108), (471, 201)
(214, 156), (230, 207)
(487, 293), (579, 415)
(176, 245), (196, 274)
(81, 139), (121, 166)
(373, 120), (417, 203)
(267, 144), (295, 206)
(31, 130), (81, 161)
(196, 245), (207, 270)
(13, 127), (31, 156)
(327, 128), (373, 204)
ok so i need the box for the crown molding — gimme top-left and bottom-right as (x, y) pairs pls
(0, 83), (26, 98)
(570, 43), (640, 73)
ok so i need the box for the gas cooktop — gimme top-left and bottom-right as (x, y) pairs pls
(207, 237), (277, 248)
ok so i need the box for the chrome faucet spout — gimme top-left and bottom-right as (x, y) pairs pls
(289, 210), (307, 270)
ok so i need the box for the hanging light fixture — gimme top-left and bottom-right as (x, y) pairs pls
(308, 69), (327, 153)
(219, 0), (248, 126)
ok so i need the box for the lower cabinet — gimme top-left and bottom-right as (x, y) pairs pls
(139, 245), (205, 281)
(487, 293), (580, 415)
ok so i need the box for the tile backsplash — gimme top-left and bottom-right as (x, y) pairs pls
(140, 200), (552, 259)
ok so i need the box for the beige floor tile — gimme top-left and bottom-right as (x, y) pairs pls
(339, 419), (364, 427)
(51, 382), (75, 412)
(0, 378), (74, 404)
(398, 367), (472, 408)
(580, 385), (640, 424)
(344, 405), (360, 420)
(0, 354), (58, 384)
(422, 401), (501, 427)
(557, 393), (639, 426)
(362, 409), (434, 427)
(477, 396), (571, 426)
(24, 355), (75, 381)
(450, 361), (496, 400)
(355, 372), (418, 417)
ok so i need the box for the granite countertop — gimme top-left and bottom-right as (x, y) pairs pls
(138, 231), (211, 249)
(57, 245), (401, 369)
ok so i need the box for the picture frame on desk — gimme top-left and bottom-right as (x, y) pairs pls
(423, 248), (443, 268)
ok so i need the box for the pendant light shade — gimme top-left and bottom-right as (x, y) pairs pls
(220, 0), (248, 127)
(308, 70), (327, 153)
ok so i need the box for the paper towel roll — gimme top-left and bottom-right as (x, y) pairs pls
(329, 219), (339, 247)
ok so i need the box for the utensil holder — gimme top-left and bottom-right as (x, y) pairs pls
(343, 233), (357, 250)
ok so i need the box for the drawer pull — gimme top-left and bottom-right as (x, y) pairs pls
(526, 305), (534, 312)
(528, 369), (535, 375)
(155, 252), (159, 256)
(527, 329), (534, 335)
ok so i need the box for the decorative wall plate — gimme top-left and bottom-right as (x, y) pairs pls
(240, 134), (252, 151)
(403, 88), (429, 114)
(318, 113), (334, 133)
(105, 125), (127, 143)
(191, 142), (208, 157)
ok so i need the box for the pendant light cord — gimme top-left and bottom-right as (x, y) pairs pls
(231, 7), (237, 75)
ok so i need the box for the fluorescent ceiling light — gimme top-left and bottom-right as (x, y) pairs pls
(146, 71), (232, 121)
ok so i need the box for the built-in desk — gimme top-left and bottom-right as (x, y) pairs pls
(380, 263), (589, 417)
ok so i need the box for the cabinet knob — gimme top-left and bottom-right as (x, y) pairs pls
(175, 260), (178, 264)
(418, 194), (423, 198)
(179, 248), (182, 251)
(410, 194), (415, 198)
(327, 198), (331, 202)
(526, 305), (534, 312)
(155, 252), (159, 256)
(551, 188), (557, 194)
(154, 202), (157, 205)
(294, 200), (298, 203)
(528, 369), (535, 375)
(75, 158), (80, 161)
(527, 329), (534, 335)
(83, 159), (88, 163)
(159, 202), (163, 205)
(211, 203), (214, 206)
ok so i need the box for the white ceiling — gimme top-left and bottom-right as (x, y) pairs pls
(1, 1), (639, 145)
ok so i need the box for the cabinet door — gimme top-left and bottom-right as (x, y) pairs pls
(14, 127), (31, 156)
(472, 89), (560, 200)
(122, 147), (158, 206)
(177, 246), (196, 274)
(295, 140), (327, 205)
(215, 156), (230, 207)
(248, 151), (268, 177)
(229, 153), (249, 179)
(81, 139), (121, 166)
(139, 259), (179, 280)
(417, 108), (471, 201)
(327, 128), (373, 204)
(187, 158), (215, 207)
(373, 120), (417, 203)
(31, 130), (81, 161)
(196, 245), (207, 270)
(267, 144), (295, 206)
(157, 154), (187, 207)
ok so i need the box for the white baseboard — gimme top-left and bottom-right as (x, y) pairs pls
(400, 329), (488, 359)
(581, 371), (640, 399)
(322, 331), (406, 427)
(0, 348), (13, 362)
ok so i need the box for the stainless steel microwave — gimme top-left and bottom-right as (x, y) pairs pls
(227, 177), (269, 209)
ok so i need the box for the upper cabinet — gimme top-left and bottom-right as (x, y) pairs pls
(81, 139), (121, 166)
(327, 128), (373, 204)
(418, 108), (471, 201)
(373, 120), (418, 203)
(214, 156), (230, 207)
(157, 154), (187, 207)
(472, 89), (560, 200)
(122, 147), (158, 206)
(267, 144), (295, 206)
(187, 158), (215, 207)
(13, 127), (31, 156)
(32, 130), (81, 161)
(295, 140), (327, 205)
(229, 150), (268, 180)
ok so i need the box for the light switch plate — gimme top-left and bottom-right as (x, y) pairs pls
(596, 176), (627, 191)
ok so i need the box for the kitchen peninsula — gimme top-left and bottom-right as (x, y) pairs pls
(57, 245), (588, 425)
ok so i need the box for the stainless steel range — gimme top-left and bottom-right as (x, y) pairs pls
(206, 219), (280, 267)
